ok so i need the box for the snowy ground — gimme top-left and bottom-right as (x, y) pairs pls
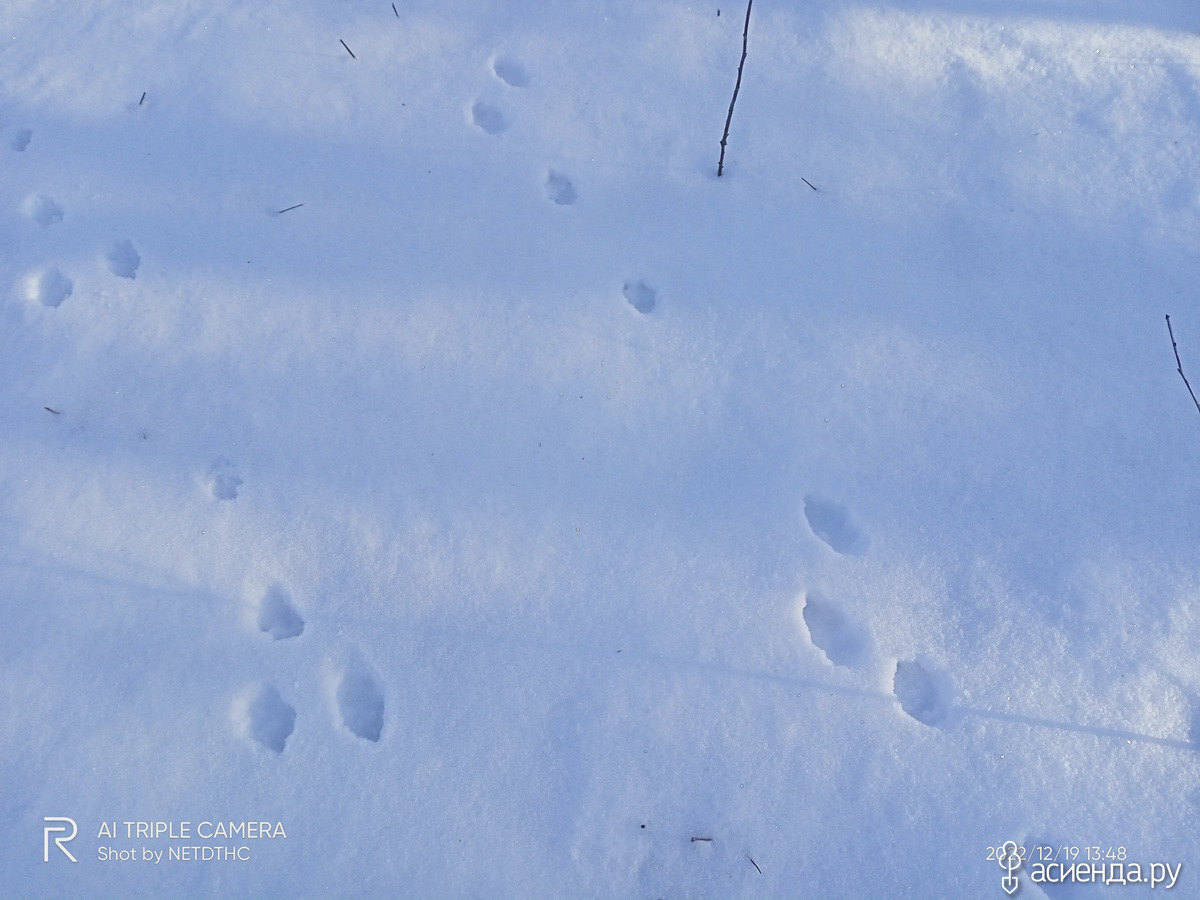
(4, 1), (1200, 897)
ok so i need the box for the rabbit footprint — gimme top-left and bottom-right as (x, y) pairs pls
(336, 663), (385, 743)
(804, 493), (869, 556)
(237, 582), (386, 750)
(22, 266), (73, 308)
(799, 591), (870, 668)
(235, 683), (297, 753)
(491, 54), (530, 87)
(106, 239), (141, 278)
(21, 194), (63, 227)
(545, 170), (577, 206)
(893, 659), (952, 726)
(470, 101), (507, 135)
(257, 584), (305, 640)
(10, 127), (32, 151)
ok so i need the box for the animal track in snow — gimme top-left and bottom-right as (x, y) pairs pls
(545, 170), (577, 206)
(623, 280), (656, 314)
(207, 458), (243, 500)
(106, 239), (141, 278)
(801, 591), (870, 668)
(257, 584), (305, 640)
(470, 101), (507, 135)
(22, 266), (73, 307)
(893, 659), (952, 726)
(21, 194), (63, 227)
(10, 128), (31, 151)
(491, 55), (530, 87)
(803, 494), (869, 556)
(337, 664), (385, 742)
(237, 683), (296, 753)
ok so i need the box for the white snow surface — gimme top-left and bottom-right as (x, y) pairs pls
(3, 1), (1200, 898)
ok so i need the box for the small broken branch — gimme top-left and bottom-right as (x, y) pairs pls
(340, 39), (357, 59)
(747, 855), (762, 874)
(802, 177), (818, 191)
(44, 406), (61, 415)
(1166, 315), (1200, 417)
(274, 203), (304, 215)
(392, 2), (399, 16)
(139, 92), (146, 106)
(717, 0), (753, 177)
(690, 836), (713, 843)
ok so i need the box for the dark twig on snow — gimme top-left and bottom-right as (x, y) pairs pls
(44, 406), (61, 415)
(392, 3), (399, 17)
(691, 836), (713, 843)
(139, 92), (146, 105)
(717, 0), (753, 177)
(340, 39), (357, 59)
(747, 855), (762, 874)
(801, 177), (818, 191)
(274, 203), (304, 215)
(1166, 315), (1200, 417)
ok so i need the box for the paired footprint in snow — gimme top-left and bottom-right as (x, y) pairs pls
(799, 493), (952, 727)
(235, 584), (386, 753)
(22, 242), (140, 306)
(19, 192), (142, 306)
(13, 130), (141, 307)
(469, 53), (580, 211)
(469, 53), (529, 135)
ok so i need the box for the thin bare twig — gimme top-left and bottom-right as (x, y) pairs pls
(1166, 315), (1200, 417)
(717, 0), (753, 177)
(274, 203), (304, 215)
(340, 39), (357, 59)
(691, 836), (713, 843)
(747, 855), (762, 874)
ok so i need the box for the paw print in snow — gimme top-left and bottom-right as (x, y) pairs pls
(893, 659), (952, 726)
(207, 458), (243, 500)
(623, 280), (656, 314)
(21, 194), (63, 227)
(491, 55), (530, 87)
(470, 101), (507, 135)
(803, 493), (869, 556)
(235, 683), (297, 754)
(106, 239), (141, 278)
(257, 584), (305, 640)
(800, 591), (870, 668)
(22, 266), (73, 307)
(336, 661), (386, 742)
(545, 171), (577, 206)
